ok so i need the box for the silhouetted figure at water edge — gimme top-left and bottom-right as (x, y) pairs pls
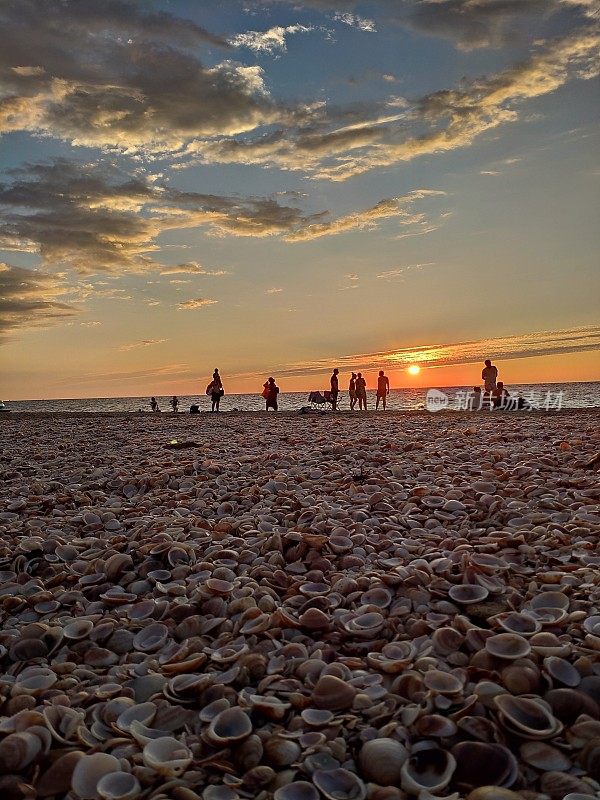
(482, 359), (498, 392)
(208, 369), (224, 412)
(263, 377), (280, 411)
(376, 370), (390, 410)
(356, 372), (367, 411)
(330, 368), (339, 411)
(349, 373), (357, 410)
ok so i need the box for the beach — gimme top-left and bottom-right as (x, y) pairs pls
(1, 410), (600, 799)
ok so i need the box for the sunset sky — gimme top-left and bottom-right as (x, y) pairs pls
(1, 0), (599, 399)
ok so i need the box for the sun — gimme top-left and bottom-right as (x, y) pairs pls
(407, 365), (421, 376)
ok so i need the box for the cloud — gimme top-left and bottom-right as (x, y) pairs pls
(266, 287), (284, 294)
(177, 298), (218, 310)
(0, 160), (315, 272)
(228, 324), (600, 379)
(285, 190), (446, 240)
(159, 262), (229, 276)
(0, 159), (446, 271)
(119, 338), (168, 351)
(333, 12), (376, 32)
(376, 262), (435, 279)
(183, 28), (599, 180)
(260, 0), (595, 49)
(0, 0), (303, 152)
(230, 24), (315, 54)
(0, 262), (77, 335)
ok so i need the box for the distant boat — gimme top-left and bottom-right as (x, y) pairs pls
(0, 401), (10, 412)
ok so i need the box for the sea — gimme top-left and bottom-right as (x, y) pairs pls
(4, 382), (600, 413)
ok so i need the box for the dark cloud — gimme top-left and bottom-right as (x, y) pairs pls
(258, 1), (595, 49)
(0, 263), (77, 335)
(0, 159), (441, 271)
(187, 28), (599, 179)
(0, 0), (300, 150)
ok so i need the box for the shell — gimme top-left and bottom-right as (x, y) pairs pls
(448, 585), (489, 604)
(494, 694), (562, 738)
(452, 742), (517, 789)
(401, 746), (456, 794)
(0, 731), (42, 771)
(71, 753), (122, 799)
(313, 769), (367, 800)
(142, 737), (192, 776)
(358, 739), (408, 785)
(207, 707), (253, 745)
(312, 675), (357, 711)
(274, 783), (320, 800)
(97, 772), (142, 800)
(485, 633), (531, 660)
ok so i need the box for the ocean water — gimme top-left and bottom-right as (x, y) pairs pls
(4, 382), (600, 412)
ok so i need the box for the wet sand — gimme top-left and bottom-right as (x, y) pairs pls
(1, 410), (599, 799)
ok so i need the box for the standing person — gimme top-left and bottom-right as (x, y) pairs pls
(150, 397), (160, 412)
(262, 377), (280, 411)
(330, 368), (340, 411)
(376, 370), (390, 410)
(207, 369), (224, 412)
(349, 372), (357, 410)
(482, 359), (498, 393)
(170, 396), (179, 413)
(356, 372), (367, 411)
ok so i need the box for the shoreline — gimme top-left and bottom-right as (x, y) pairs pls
(2, 407), (600, 417)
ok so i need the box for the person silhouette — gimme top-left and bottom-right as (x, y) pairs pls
(376, 370), (390, 410)
(356, 372), (367, 411)
(330, 368), (339, 411)
(263, 377), (280, 411)
(349, 372), (357, 411)
(209, 369), (224, 412)
(482, 359), (498, 393)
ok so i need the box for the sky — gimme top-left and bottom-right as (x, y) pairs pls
(0, 0), (599, 400)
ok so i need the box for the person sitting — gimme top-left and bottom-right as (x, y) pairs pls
(491, 382), (511, 409)
(469, 386), (484, 410)
(263, 377), (280, 411)
(150, 397), (160, 412)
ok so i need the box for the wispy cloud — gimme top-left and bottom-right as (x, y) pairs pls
(185, 29), (599, 181)
(333, 12), (376, 32)
(230, 24), (316, 54)
(0, 160), (447, 274)
(285, 190), (446, 241)
(159, 262), (229, 276)
(177, 298), (218, 310)
(228, 325), (600, 380)
(376, 262), (435, 280)
(119, 338), (168, 352)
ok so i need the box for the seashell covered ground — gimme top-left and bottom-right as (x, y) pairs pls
(1, 410), (600, 800)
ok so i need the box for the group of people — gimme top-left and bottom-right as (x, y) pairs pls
(331, 369), (390, 411)
(472, 359), (521, 410)
(149, 359), (517, 413)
